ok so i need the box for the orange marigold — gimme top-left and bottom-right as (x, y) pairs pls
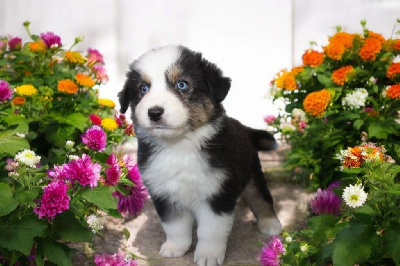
(75, 73), (95, 88)
(12, 96), (26, 105)
(58, 79), (79, 94)
(332, 65), (354, 85)
(29, 40), (47, 53)
(324, 42), (345, 60)
(386, 62), (400, 79)
(302, 50), (324, 67)
(359, 37), (382, 61)
(329, 32), (354, 49)
(275, 68), (302, 90)
(303, 89), (331, 117)
(386, 84), (400, 99)
(368, 30), (385, 43)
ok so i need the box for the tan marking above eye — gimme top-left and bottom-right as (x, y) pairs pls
(167, 65), (181, 84)
(141, 73), (151, 85)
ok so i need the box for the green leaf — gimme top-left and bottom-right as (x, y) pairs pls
(41, 240), (72, 266)
(317, 72), (334, 87)
(384, 225), (400, 265)
(0, 216), (48, 254)
(65, 112), (88, 131)
(331, 224), (376, 266)
(45, 124), (78, 148)
(0, 129), (30, 156)
(53, 211), (92, 242)
(353, 119), (364, 130)
(15, 187), (40, 206)
(368, 123), (388, 139)
(80, 186), (117, 211)
(0, 183), (18, 216)
(2, 116), (29, 133)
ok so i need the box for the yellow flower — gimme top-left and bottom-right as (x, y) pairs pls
(15, 84), (38, 96)
(98, 99), (116, 108)
(75, 73), (95, 88)
(58, 79), (79, 94)
(64, 51), (86, 64)
(29, 40), (47, 53)
(101, 118), (118, 132)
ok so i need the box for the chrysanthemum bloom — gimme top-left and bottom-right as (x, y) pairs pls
(342, 183), (368, 208)
(386, 84), (400, 99)
(94, 253), (138, 266)
(329, 32), (354, 49)
(47, 165), (67, 180)
(34, 180), (70, 219)
(342, 88), (368, 110)
(101, 118), (118, 132)
(64, 51), (86, 64)
(310, 186), (342, 216)
(12, 96), (25, 105)
(15, 84), (38, 96)
(89, 113), (102, 125)
(104, 153), (121, 186)
(6, 158), (19, 172)
(86, 214), (104, 233)
(302, 49), (324, 67)
(332, 65), (354, 85)
(386, 62), (400, 79)
(63, 154), (101, 187)
(76, 73), (95, 88)
(125, 124), (135, 136)
(0, 80), (13, 101)
(115, 114), (124, 127)
(81, 125), (107, 151)
(15, 149), (41, 168)
(65, 140), (75, 150)
(57, 79), (79, 94)
(260, 236), (285, 266)
(8, 37), (22, 51)
(303, 89), (331, 117)
(339, 146), (363, 168)
(40, 32), (62, 48)
(92, 65), (109, 83)
(324, 41), (345, 60)
(98, 98), (116, 108)
(359, 37), (382, 62)
(29, 40), (47, 53)
(264, 115), (276, 124)
(87, 48), (104, 65)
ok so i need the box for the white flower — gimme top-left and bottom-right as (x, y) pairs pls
(68, 155), (80, 161)
(342, 184), (368, 208)
(65, 140), (75, 149)
(14, 149), (41, 168)
(342, 88), (368, 110)
(285, 236), (293, 243)
(300, 243), (308, 253)
(86, 214), (103, 233)
(292, 108), (307, 121)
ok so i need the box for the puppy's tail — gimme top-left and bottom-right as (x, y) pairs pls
(251, 129), (277, 151)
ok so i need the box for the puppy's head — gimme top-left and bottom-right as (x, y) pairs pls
(119, 46), (231, 139)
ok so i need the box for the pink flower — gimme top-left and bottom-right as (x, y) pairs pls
(94, 253), (137, 266)
(34, 180), (70, 219)
(87, 48), (104, 65)
(299, 121), (307, 132)
(92, 64), (109, 83)
(47, 165), (67, 180)
(115, 114), (124, 127)
(104, 153), (121, 186)
(113, 164), (148, 217)
(40, 32), (62, 48)
(63, 154), (101, 187)
(264, 115), (277, 124)
(82, 125), (107, 152)
(0, 80), (13, 101)
(260, 236), (285, 266)
(8, 37), (22, 50)
(309, 182), (342, 216)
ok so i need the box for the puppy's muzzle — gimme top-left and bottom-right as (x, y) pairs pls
(148, 107), (164, 122)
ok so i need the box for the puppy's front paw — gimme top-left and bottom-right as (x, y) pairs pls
(194, 243), (226, 266)
(159, 240), (191, 258)
(258, 217), (282, 236)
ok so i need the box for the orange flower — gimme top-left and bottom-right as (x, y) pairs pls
(29, 40), (47, 53)
(332, 65), (354, 85)
(275, 68), (303, 90)
(386, 84), (400, 99)
(386, 62), (400, 79)
(302, 50), (324, 67)
(368, 31), (385, 43)
(324, 41), (345, 60)
(12, 96), (26, 105)
(359, 37), (382, 61)
(329, 32), (354, 49)
(303, 89), (331, 117)
(58, 79), (79, 94)
(75, 73), (95, 88)
(385, 39), (400, 51)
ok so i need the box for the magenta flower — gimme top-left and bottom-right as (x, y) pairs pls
(298, 121), (307, 132)
(94, 253), (137, 266)
(40, 32), (62, 48)
(47, 165), (67, 180)
(260, 236), (285, 266)
(87, 48), (104, 65)
(8, 37), (22, 50)
(92, 64), (109, 83)
(0, 80), (12, 101)
(309, 182), (342, 216)
(113, 164), (148, 217)
(264, 115), (277, 124)
(81, 125), (107, 152)
(34, 180), (70, 219)
(63, 154), (101, 187)
(105, 153), (121, 186)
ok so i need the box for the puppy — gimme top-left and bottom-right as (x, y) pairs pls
(119, 46), (282, 266)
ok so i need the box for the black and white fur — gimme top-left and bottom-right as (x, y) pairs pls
(119, 46), (282, 266)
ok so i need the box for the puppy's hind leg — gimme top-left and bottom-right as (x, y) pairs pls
(243, 156), (282, 236)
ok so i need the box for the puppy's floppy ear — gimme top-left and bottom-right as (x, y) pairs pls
(203, 60), (231, 105)
(118, 69), (138, 114)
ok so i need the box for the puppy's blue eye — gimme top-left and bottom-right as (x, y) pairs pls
(141, 85), (149, 94)
(177, 81), (188, 91)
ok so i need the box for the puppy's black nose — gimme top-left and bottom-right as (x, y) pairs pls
(148, 107), (164, 122)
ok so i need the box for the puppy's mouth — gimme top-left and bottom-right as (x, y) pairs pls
(143, 123), (190, 138)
